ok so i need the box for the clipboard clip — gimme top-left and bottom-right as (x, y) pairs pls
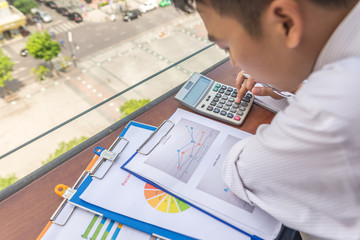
(50, 171), (92, 226)
(137, 120), (174, 155)
(90, 137), (129, 179)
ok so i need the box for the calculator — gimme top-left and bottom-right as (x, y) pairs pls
(175, 72), (254, 125)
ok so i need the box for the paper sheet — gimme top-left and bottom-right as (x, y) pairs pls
(123, 109), (282, 240)
(42, 207), (152, 240)
(80, 123), (251, 240)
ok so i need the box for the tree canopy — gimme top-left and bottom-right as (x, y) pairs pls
(26, 31), (61, 63)
(0, 49), (14, 88)
(13, 0), (38, 14)
(119, 99), (150, 118)
(43, 136), (88, 165)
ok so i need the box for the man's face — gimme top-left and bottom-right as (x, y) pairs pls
(197, 2), (307, 91)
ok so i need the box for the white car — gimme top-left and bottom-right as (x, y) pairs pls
(31, 8), (52, 23)
(139, 0), (158, 13)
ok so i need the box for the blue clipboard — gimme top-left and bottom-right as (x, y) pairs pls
(67, 121), (195, 240)
(120, 120), (267, 240)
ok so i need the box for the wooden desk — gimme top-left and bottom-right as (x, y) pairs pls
(0, 60), (275, 240)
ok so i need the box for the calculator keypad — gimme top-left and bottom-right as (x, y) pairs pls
(196, 82), (254, 125)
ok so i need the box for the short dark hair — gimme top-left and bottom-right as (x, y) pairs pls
(173, 0), (357, 37)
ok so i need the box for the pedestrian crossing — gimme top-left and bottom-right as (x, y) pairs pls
(47, 21), (85, 35)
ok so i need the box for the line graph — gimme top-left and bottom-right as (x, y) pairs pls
(145, 118), (220, 183)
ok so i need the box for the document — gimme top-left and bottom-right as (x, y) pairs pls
(80, 123), (251, 240)
(41, 207), (151, 240)
(122, 109), (282, 240)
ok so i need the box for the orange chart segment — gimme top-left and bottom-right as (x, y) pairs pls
(144, 183), (190, 213)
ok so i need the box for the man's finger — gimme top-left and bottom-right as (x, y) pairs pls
(252, 87), (284, 100)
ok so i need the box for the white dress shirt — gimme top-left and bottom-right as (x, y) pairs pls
(222, 2), (360, 240)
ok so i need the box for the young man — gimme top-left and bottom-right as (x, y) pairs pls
(173, 0), (360, 239)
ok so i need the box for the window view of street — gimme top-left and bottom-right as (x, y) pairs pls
(0, 0), (227, 190)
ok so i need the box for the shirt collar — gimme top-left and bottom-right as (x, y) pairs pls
(314, 2), (360, 71)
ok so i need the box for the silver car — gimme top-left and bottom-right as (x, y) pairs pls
(33, 9), (53, 23)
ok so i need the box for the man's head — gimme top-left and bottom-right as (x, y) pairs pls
(174, 0), (357, 91)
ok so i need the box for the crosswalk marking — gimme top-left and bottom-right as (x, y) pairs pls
(50, 21), (84, 34)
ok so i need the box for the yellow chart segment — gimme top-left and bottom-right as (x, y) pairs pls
(144, 183), (190, 213)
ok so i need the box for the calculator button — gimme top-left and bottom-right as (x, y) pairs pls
(220, 110), (227, 116)
(213, 108), (220, 113)
(225, 91), (231, 96)
(228, 98), (235, 102)
(221, 85), (227, 90)
(216, 83), (221, 88)
(219, 99), (226, 104)
(221, 95), (228, 100)
(210, 101), (217, 106)
(213, 97), (220, 102)
(246, 93), (253, 98)
(219, 89), (225, 94)
(232, 103), (240, 108)
(227, 113), (234, 118)
(216, 93), (222, 98)
(239, 106), (246, 111)
(227, 87), (233, 92)
(201, 104), (205, 108)
(225, 102), (232, 106)
(236, 110), (244, 116)
(231, 92), (238, 97)
(223, 106), (230, 111)
(240, 101), (248, 107)
(242, 97), (250, 103)
(234, 115), (241, 121)
(217, 103), (224, 108)
(207, 106), (213, 111)
(234, 89), (238, 93)
(213, 86), (219, 91)
(230, 108), (237, 113)
(206, 96), (211, 101)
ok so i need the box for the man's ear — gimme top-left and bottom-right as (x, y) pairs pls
(267, 0), (303, 48)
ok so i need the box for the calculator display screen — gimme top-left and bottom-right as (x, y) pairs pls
(183, 77), (211, 106)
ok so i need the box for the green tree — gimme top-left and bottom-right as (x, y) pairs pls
(0, 174), (18, 191)
(31, 65), (51, 81)
(43, 136), (88, 165)
(26, 31), (61, 73)
(13, 0), (38, 14)
(119, 99), (150, 118)
(0, 49), (15, 96)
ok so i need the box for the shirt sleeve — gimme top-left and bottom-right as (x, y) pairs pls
(222, 70), (360, 239)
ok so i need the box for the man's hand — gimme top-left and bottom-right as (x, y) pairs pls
(235, 71), (284, 103)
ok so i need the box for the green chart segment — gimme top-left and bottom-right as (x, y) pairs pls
(82, 214), (122, 240)
(144, 183), (190, 213)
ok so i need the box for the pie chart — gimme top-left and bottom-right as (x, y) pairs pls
(144, 183), (190, 213)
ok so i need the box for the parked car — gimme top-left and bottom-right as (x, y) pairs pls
(159, 0), (171, 7)
(19, 26), (30, 36)
(56, 7), (70, 16)
(122, 9), (142, 22)
(44, 1), (57, 9)
(68, 12), (83, 23)
(20, 49), (29, 57)
(34, 9), (53, 23)
(139, 0), (158, 13)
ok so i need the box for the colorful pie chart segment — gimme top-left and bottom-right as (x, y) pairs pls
(144, 183), (190, 213)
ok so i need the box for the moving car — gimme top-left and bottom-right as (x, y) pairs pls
(19, 26), (30, 36)
(122, 9), (142, 22)
(139, 0), (158, 13)
(20, 49), (29, 57)
(68, 12), (83, 23)
(159, 0), (171, 7)
(56, 7), (70, 17)
(44, 1), (57, 9)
